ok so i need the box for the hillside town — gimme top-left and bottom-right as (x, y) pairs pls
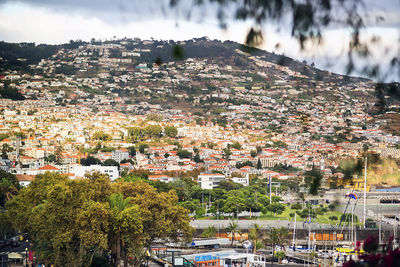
(0, 38), (399, 189)
(1, 0), (400, 263)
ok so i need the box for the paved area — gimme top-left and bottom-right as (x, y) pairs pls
(190, 220), (332, 230)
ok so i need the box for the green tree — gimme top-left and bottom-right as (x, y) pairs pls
(201, 226), (217, 238)
(80, 156), (102, 166)
(329, 215), (338, 222)
(236, 161), (253, 169)
(221, 191), (246, 218)
(44, 154), (58, 163)
(291, 203), (302, 210)
(257, 158), (262, 170)
(146, 113), (163, 122)
(222, 148), (231, 159)
(193, 153), (202, 163)
(109, 193), (135, 266)
(103, 159), (120, 167)
(218, 180), (243, 191)
(164, 126), (178, 138)
(0, 134), (8, 142)
(114, 181), (193, 267)
(138, 143), (148, 154)
(248, 223), (262, 253)
(169, 179), (192, 201)
(231, 142), (242, 150)
(275, 251), (286, 264)
(128, 127), (142, 142)
(6, 172), (112, 266)
(6, 172), (192, 267)
(1, 143), (12, 159)
(264, 228), (280, 267)
(92, 131), (111, 141)
(0, 170), (20, 206)
(264, 227), (290, 267)
(177, 149), (192, 159)
(127, 146), (136, 157)
(267, 203), (285, 215)
(180, 200), (199, 213)
(226, 221), (238, 247)
(144, 125), (162, 138)
(328, 203), (336, 211)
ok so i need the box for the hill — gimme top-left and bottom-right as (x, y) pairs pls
(0, 37), (398, 134)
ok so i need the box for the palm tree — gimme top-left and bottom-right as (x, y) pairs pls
(201, 226), (217, 238)
(276, 227), (290, 251)
(248, 223), (262, 253)
(226, 221), (238, 247)
(264, 227), (290, 267)
(0, 178), (18, 202)
(110, 193), (132, 267)
(275, 251), (286, 264)
(263, 228), (280, 267)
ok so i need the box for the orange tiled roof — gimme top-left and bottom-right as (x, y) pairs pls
(38, 165), (59, 171)
(16, 174), (35, 182)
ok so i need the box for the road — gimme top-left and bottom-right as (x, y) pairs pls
(190, 219), (332, 230)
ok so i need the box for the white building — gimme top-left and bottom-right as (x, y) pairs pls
(112, 149), (130, 163)
(232, 175), (249, 187)
(71, 165), (119, 181)
(148, 175), (175, 183)
(16, 174), (35, 187)
(197, 173), (226, 189)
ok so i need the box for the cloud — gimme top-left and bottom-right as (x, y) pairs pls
(0, 2), (246, 44)
(0, 0), (398, 81)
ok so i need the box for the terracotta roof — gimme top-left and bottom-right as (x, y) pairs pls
(16, 174), (35, 182)
(20, 155), (34, 160)
(38, 165), (60, 171)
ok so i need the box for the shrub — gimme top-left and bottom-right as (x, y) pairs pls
(329, 215), (338, 221)
(291, 203), (302, 210)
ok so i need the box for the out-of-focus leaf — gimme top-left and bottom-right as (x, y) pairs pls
(244, 27), (264, 47)
(172, 44), (184, 60)
(155, 57), (163, 66)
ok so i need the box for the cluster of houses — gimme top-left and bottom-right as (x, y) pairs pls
(0, 38), (399, 189)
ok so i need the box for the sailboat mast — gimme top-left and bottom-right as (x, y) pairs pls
(293, 213), (297, 250)
(308, 206), (310, 267)
(269, 175), (272, 204)
(363, 157), (367, 228)
(352, 202), (354, 245)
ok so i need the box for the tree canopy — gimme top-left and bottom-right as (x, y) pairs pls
(6, 172), (192, 266)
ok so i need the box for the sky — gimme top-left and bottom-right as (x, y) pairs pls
(0, 0), (399, 82)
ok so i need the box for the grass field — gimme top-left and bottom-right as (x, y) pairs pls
(199, 205), (348, 226)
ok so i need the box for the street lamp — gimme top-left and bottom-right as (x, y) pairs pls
(25, 247), (28, 267)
